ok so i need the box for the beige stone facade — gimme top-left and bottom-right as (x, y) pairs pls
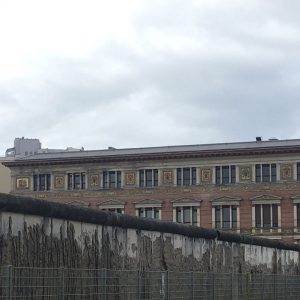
(0, 158), (11, 194)
(5, 139), (300, 242)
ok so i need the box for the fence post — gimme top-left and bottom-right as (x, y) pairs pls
(59, 267), (64, 300)
(3, 265), (12, 300)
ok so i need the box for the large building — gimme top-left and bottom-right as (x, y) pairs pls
(4, 138), (300, 242)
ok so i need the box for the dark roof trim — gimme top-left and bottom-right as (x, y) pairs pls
(0, 193), (299, 252)
(4, 146), (300, 167)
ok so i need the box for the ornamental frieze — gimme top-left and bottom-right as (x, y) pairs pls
(162, 169), (174, 185)
(280, 164), (293, 181)
(239, 165), (252, 182)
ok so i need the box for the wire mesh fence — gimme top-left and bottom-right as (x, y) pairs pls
(1, 266), (300, 299)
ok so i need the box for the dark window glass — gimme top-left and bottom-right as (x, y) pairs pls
(222, 167), (230, 184)
(109, 172), (115, 188)
(272, 204), (278, 227)
(74, 174), (81, 189)
(145, 170), (152, 187)
(139, 170), (144, 187)
(145, 208), (153, 218)
(222, 205), (230, 229)
(68, 174), (73, 190)
(297, 204), (300, 227)
(33, 175), (38, 191)
(215, 206), (221, 229)
(216, 167), (221, 184)
(271, 164), (277, 182)
(46, 174), (51, 190)
(192, 207), (197, 225)
(232, 206), (237, 228)
(192, 168), (196, 185)
(39, 174), (46, 191)
(255, 205), (261, 228)
(81, 173), (85, 189)
(177, 168), (182, 186)
(262, 164), (270, 182)
(138, 208), (144, 217)
(154, 208), (160, 219)
(117, 171), (121, 188)
(231, 166), (236, 184)
(255, 165), (261, 183)
(297, 163), (300, 181)
(263, 204), (271, 228)
(183, 207), (191, 224)
(176, 207), (181, 223)
(183, 168), (190, 186)
(154, 169), (158, 186)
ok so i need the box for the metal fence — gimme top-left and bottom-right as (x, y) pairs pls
(1, 266), (300, 299)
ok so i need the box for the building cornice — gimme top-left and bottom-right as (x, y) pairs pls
(4, 144), (300, 168)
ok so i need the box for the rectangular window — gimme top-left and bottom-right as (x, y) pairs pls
(255, 164), (277, 183)
(255, 204), (278, 229)
(101, 208), (123, 214)
(214, 205), (238, 230)
(175, 206), (198, 226)
(177, 168), (196, 186)
(297, 163), (300, 181)
(297, 204), (300, 227)
(138, 207), (160, 219)
(67, 173), (86, 190)
(215, 166), (236, 184)
(103, 171), (121, 189)
(139, 169), (158, 187)
(33, 174), (51, 191)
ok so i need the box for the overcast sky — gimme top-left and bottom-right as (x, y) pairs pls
(1, 0), (300, 155)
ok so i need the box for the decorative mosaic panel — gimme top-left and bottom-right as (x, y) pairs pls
(54, 176), (65, 189)
(125, 172), (135, 185)
(163, 170), (173, 185)
(239, 166), (252, 182)
(200, 168), (212, 183)
(16, 177), (30, 190)
(90, 174), (100, 187)
(281, 164), (293, 180)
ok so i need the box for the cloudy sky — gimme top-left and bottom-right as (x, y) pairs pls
(0, 0), (300, 155)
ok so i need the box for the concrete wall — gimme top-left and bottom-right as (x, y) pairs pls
(0, 193), (299, 274)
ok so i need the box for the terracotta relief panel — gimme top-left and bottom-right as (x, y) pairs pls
(239, 166), (252, 182)
(54, 176), (65, 189)
(16, 177), (30, 190)
(125, 172), (136, 185)
(162, 170), (173, 185)
(200, 168), (212, 183)
(281, 164), (293, 180)
(90, 174), (100, 187)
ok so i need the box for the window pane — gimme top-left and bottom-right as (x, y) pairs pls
(232, 206), (237, 228)
(183, 168), (190, 186)
(255, 205), (261, 228)
(231, 166), (236, 184)
(177, 169), (182, 186)
(222, 205), (230, 229)
(216, 167), (221, 184)
(183, 207), (191, 224)
(154, 208), (160, 219)
(215, 206), (221, 229)
(81, 173), (86, 189)
(139, 170), (144, 187)
(297, 163), (300, 181)
(138, 208), (144, 217)
(192, 207), (197, 225)
(271, 164), (276, 182)
(145, 170), (152, 187)
(117, 171), (121, 188)
(46, 174), (51, 190)
(154, 169), (158, 186)
(109, 171), (115, 188)
(263, 204), (271, 228)
(297, 204), (300, 227)
(116, 208), (122, 214)
(33, 175), (38, 191)
(176, 207), (181, 222)
(272, 204), (278, 228)
(255, 165), (261, 182)
(222, 167), (230, 184)
(262, 164), (270, 182)
(145, 208), (153, 218)
(74, 174), (81, 189)
(103, 172), (108, 188)
(39, 174), (46, 191)
(68, 174), (73, 190)
(192, 168), (196, 185)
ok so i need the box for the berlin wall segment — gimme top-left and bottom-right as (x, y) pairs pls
(0, 193), (299, 274)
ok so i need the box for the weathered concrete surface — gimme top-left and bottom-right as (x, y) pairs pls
(0, 193), (299, 274)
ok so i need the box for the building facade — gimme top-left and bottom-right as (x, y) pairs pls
(4, 138), (300, 242)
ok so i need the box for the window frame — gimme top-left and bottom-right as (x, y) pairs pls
(103, 170), (122, 189)
(139, 169), (159, 187)
(172, 199), (201, 226)
(255, 163), (277, 183)
(67, 172), (86, 190)
(215, 166), (236, 184)
(33, 174), (51, 191)
(176, 167), (196, 186)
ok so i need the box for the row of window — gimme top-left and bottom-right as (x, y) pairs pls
(31, 163), (300, 191)
(100, 203), (283, 230)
